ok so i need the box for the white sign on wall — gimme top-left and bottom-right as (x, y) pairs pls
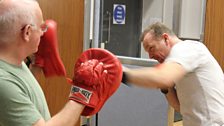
(113, 4), (126, 24)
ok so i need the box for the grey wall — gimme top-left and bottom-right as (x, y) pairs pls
(141, 0), (174, 59)
(140, 0), (205, 58)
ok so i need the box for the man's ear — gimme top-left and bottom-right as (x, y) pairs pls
(162, 33), (168, 41)
(21, 25), (32, 42)
(162, 33), (169, 46)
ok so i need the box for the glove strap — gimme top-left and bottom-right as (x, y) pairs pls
(121, 72), (127, 83)
(160, 89), (168, 94)
(70, 86), (93, 104)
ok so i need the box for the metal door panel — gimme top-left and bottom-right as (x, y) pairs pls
(98, 57), (168, 126)
(100, 0), (142, 57)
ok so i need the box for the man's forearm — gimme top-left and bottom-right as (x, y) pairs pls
(164, 87), (180, 112)
(34, 100), (85, 126)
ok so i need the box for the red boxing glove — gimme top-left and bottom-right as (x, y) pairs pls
(34, 19), (66, 77)
(69, 48), (122, 116)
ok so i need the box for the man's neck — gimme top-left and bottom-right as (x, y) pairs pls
(0, 46), (24, 66)
(170, 37), (182, 47)
(0, 55), (23, 66)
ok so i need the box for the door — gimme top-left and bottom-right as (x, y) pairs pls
(100, 0), (142, 57)
(36, 0), (84, 126)
(204, 0), (224, 70)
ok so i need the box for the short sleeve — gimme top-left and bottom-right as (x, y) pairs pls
(165, 41), (205, 72)
(0, 78), (42, 126)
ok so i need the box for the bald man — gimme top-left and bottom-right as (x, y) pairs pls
(0, 0), (84, 125)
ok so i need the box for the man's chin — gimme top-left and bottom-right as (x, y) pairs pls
(31, 48), (38, 55)
(34, 49), (38, 53)
(157, 59), (164, 63)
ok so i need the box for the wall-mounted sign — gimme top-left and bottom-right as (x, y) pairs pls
(113, 4), (126, 24)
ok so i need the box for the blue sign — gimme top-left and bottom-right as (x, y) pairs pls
(113, 4), (126, 24)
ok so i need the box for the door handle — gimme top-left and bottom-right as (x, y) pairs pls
(105, 11), (111, 44)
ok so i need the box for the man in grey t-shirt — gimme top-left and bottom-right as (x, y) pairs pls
(122, 22), (224, 126)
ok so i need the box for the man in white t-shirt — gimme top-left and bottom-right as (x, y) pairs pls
(122, 22), (224, 126)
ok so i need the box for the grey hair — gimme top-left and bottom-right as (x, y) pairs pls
(0, 0), (38, 43)
(140, 22), (176, 42)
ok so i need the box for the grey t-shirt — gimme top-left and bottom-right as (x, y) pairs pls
(165, 40), (224, 126)
(0, 60), (50, 126)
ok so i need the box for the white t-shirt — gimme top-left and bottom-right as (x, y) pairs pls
(165, 40), (224, 126)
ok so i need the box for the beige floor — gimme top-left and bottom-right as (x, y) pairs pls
(173, 121), (183, 126)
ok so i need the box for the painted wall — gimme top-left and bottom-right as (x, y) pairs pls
(141, 0), (174, 58)
(141, 0), (205, 58)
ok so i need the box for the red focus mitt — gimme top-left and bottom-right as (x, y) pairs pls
(69, 48), (122, 116)
(34, 19), (66, 77)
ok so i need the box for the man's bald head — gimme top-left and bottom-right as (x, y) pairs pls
(0, 0), (39, 44)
